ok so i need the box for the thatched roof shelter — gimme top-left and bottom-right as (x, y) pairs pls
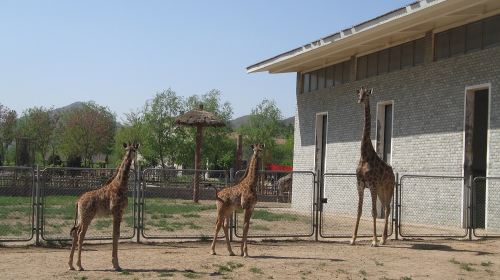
(175, 104), (226, 202)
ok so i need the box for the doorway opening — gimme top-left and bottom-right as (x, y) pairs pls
(464, 87), (489, 228)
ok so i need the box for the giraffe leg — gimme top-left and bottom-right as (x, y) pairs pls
(76, 223), (89, 271)
(381, 202), (391, 245)
(370, 188), (379, 247)
(112, 211), (122, 271)
(222, 217), (235, 256)
(68, 225), (78, 270)
(350, 186), (364, 245)
(240, 207), (253, 257)
(210, 214), (224, 255)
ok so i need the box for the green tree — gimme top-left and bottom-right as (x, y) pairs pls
(0, 103), (17, 166)
(142, 89), (186, 168)
(59, 102), (116, 167)
(111, 110), (147, 167)
(16, 106), (56, 166)
(238, 99), (282, 163)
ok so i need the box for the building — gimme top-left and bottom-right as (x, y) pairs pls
(248, 0), (500, 235)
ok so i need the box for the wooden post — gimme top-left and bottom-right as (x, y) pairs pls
(193, 125), (203, 203)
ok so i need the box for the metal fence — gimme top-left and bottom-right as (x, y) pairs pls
(399, 175), (467, 238)
(39, 167), (137, 241)
(320, 173), (394, 238)
(233, 170), (315, 238)
(2, 166), (500, 244)
(0, 166), (34, 242)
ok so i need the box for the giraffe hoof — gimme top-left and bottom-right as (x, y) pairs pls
(229, 252), (235, 256)
(114, 266), (122, 272)
(350, 239), (356, 246)
(68, 266), (75, 271)
(210, 252), (216, 255)
(77, 267), (84, 271)
(371, 241), (379, 247)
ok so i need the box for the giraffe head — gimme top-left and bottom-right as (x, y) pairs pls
(357, 87), (373, 104)
(122, 142), (140, 160)
(250, 143), (265, 158)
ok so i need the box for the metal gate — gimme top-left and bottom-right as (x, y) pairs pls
(140, 168), (229, 239)
(0, 166), (35, 242)
(473, 177), (500, 237)
(319, 173), (394, 238)
(398, 175), (468, 238)
(39, 167), (137, 241)
(232, 170), (315, 238)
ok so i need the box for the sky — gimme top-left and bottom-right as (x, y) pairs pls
(0, 0), (412, 121)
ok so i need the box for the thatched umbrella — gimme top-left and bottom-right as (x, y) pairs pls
(175, 104), (225, 202)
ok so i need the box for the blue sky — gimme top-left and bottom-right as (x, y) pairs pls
(0, 0), (410, 121)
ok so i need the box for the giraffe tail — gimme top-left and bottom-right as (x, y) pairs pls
(208, 183), (224, 203)
(69, 203), (79, 237)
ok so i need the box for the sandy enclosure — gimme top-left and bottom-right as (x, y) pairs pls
(1, 238), (499, 280)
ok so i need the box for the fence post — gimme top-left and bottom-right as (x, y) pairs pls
(35, 165), (40, 246)
(136, 165), (141, 244)
(394, 172), (399, 241)
(314, 172), (319, 242)
(468, 175), (473, 241)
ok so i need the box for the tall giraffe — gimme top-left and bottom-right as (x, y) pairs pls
(210, 143), (264, 257)
(351, 87), (394, 246)
(68, 142), (139, 271)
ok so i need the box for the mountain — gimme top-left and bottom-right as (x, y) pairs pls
(52, 101), (86, 115)
(230, 115), (294, 129)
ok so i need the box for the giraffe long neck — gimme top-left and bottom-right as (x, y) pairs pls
(361, 99), (376, 159)
(241, 151), (259, 190)
(113, 151), (133, 188)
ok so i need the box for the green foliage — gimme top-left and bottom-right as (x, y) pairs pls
(16, 106), (55, 166)
(252, 209), (298, 221)
(58, 102), (116, 167)
(0, 103), (17, 166)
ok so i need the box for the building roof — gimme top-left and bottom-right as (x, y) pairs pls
(247, 0), (500, 74)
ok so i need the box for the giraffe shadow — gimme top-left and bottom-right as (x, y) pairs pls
(251, 255), (345, 262)
(408, 243), (493, 255)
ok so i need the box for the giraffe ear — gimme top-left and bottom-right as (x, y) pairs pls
(123, 143), (128, 149)
(250, 144), (255, 150)
(135, 143), (140, 150)
(368, 88), (373, 95)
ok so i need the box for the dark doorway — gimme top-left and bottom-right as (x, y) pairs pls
(315, 114), (328, 200)
(464, 88), (489, 228)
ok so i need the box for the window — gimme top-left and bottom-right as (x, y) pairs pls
(302, 73), (310, 93)
(317, 69), (325, 90)
(389, 45), (401, 72)
(334, 62), (343, 86)
(450, 26), (465, 56)
(325, 66), (334, 88)
(377, 49), (389, 74)
(367, 53), (378, 77)
(414, 37), (425, 65)
(310, 71), (318, 91)
(401, 41), (414, 69)
(356, 55), (367, 80)
(342, 61), (351, 83)
(483, 15), (500, 48)
(435, 31), (450, 60)
(376, 102), (394, 164)
(466, 21), (482, 52)
(435, 14), (500, 61)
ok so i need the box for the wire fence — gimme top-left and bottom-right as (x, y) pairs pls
(399, 175), (467, 238)
(320, 173), (394, 238)
(0, 166), (34, 242)
(473, 177), (500, 237)
(39, 167), (136, 241)
(233, 170), (315, 238)
(2, 166), (500, 244)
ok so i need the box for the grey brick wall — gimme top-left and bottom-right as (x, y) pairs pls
(292, 46), (500, 231)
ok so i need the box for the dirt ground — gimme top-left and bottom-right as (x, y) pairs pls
(0, 238), (499, 280)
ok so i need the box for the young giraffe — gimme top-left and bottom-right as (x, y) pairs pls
(210, 143), (264, 257)
(352, 87), (395, 247)
(68, 142), (139, 271)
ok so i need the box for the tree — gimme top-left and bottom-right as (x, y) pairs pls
(0, 104), (17, 166)
(59, 102), (116, 167)
(238, 99), (282, 163)
(111, 110), (147, 167)
(16, 106), (56, 166)
(142, 89), (186, 168)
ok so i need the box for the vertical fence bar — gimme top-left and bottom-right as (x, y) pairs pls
(314, 172), (319, 242)
(136, 165), (141, 244)
(468, 175), (473, 241)
(394, 172), (399, 240)
(35, 165), (40, 246)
